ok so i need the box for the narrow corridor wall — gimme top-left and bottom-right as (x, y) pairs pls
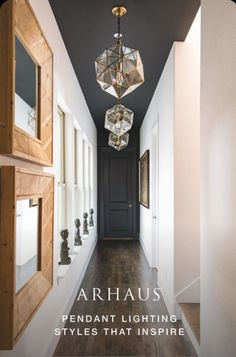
(201, 1), (236, 356)
(140, 47), (175, 313)
(174, 11), (200, 300)
(140, 11), (200, 315)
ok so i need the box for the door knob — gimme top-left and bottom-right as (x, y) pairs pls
(153, 216), (157, 219)
(128, 204), (133, 208)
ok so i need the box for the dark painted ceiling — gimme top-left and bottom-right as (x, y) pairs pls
(49, 0), (200, 129)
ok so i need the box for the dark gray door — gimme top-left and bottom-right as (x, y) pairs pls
(99, 148), (137, 239)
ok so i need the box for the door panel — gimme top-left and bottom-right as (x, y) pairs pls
(109, 209), (128, 231)
(109, 157), (128, 202)
(99, 148), (137, 239)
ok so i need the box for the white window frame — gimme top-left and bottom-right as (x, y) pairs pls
(88, 144), (94, 212)
(57, 106), (67, 231)
(77, 130), (84, 223)
(83, 138), (89, 215)
(73, 127), (79, 222)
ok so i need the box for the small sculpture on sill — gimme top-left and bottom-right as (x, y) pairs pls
(59, 229), (71, 265)
(83, 212), (89, 235)
(89, 208), (94, 227)
(74, 218), (82, 246)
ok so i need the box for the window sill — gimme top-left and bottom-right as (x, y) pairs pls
(58, 183), (66, 188)
(57, 227), (95, 285)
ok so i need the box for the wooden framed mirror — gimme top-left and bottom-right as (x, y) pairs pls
(0, 167), (54, 349)
(0, 0), (53, 166)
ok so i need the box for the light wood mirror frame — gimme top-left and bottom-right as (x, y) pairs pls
(0, 167), (54, 349)
(0, 0), (53, 166)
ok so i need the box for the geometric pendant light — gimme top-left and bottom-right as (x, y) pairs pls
(95, 6), (144, 99)
(108, 132), (129, 151)
(105, 103), (134, 136)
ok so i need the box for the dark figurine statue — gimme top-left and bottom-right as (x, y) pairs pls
(89, 208), (94, 227)
(59, 229), (71, 265)
(74, 218), (82, 246)
(83, 212), (89, 235)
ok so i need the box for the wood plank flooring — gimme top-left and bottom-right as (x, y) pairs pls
(54, 241), (196, 357)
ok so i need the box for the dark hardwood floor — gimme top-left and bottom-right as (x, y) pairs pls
(54, 241), (196, 357)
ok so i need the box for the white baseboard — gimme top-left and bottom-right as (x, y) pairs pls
(158, 277), (175, 316)
(139, 236), (175, 316)
(139, 236), (153, 267)
(182, 312), (200, 356)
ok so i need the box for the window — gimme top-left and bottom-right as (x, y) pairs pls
(74, 128), (78, 186)
(74, 128), (79, 221)
(75, 130), (84, 222)
(57, 106), (67, 230)
(58, 106), (66, 184)
(89, 144), (94, 211)
(57, 109), (94, 245)
(83, 139), (89, 214)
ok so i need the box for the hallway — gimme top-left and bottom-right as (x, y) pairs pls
(1, 1), (236, 356)
(54, 241), (195, 357)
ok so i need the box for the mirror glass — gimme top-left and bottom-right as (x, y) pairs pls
(16, 199), (40, 293)
(15, 36), (38, 138)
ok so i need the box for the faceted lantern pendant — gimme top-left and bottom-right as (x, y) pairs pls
(95, 43), (144, 99)
(108, 132), (129, 151)
(105, 104), (134, 136)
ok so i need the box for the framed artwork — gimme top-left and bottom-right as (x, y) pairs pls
(0, 167), (54, 349)
(139, 150), (150, 208)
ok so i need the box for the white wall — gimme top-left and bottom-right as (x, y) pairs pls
(201, 1), (236, 356)
(140, 12), (200, 314)
(0, 0), (97, 356)
(140, 46), (175, 314)
(174, 12), (200, 298)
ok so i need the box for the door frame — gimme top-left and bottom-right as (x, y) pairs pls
(151, 118), (159, 269)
